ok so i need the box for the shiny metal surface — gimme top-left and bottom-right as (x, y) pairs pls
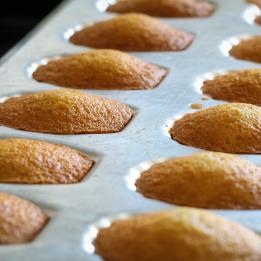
(0, 0), (260, 260)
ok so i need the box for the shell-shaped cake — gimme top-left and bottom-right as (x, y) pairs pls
(247, 0), (261, 7)
(70, 13), (194, 51)
(255, 15), (261, 24)
(0, 192), (48, 244)
(229, 36), (261, 63)
(202, 69), (261, 105)
(247, 0), (261, 24)
(33, 50), (166, 89)
(94, 208), (261, 261)
(0, 138), (94, 184)
(170, 103), (261, 153)
(0, 90), (134, 134)
(107, 0), (215, 18)
(136, 152), (261, 209)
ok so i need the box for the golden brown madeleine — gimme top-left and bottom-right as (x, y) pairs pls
(0, 90), (134, 134)
(70, 13), (194, 51)
(247, 0), (261, 24)
(136, 152), (261, 209)
(33, 50), (166, 90)
(0, 138), (94, 184)
(255, 15), (261, 24)
(94, 208), (261, 261)
(202, 69), (261, 105)
(107, 0), (215, 17)
(247, 0), (261, 8)
(170, 103), (261, 153)
(0, 192), (48, 244)
(229, 36), (261, 63)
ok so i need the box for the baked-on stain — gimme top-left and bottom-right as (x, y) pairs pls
(33, 49), (167, 90)
(70, 13), (194, 51)
(107, 0), (215, 18)
(0, 192), (48, 244)
(136, 152), (261, 209)
(202, 69), (261, 105)
(94, 208), (261, 261)
(169, 103), (261, 154)
(229, 36), (261, 63)
(0, 138), (94, 184)
(190, 103), (203, 109)
(0, 90), (134, 134)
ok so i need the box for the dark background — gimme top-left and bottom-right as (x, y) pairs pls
(0, 0), (62, 57)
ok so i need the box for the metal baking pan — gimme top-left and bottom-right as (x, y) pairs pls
(0, 0), (260, 260)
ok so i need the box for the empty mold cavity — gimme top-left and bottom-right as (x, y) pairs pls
(243, 5), (261, 24)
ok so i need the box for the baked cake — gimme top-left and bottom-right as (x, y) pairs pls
(202, 69), (261, 105)
(70, 13), (194, 51)
(107, 0), (215, 17)
(0, 138), (94, 184)
(247, 0), (261, 24)
(0, 90), (134, 134)
(255, 15), (261, 24)
(94, 208), (261, 261)
(247, 0), (261, 7)
(33, 49), (166, 89)
(229, 36), (261, 63)
(0, 192), (48, 244)
(136, 152), (261, 209)
(170, 103), (261, 153)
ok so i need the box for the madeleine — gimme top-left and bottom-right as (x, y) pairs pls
(107, 0), (215, 18)
(33, 50), (166, 90)
(95, 208), (261, 261)
(70, 13), (194, 51)
(202, 69), (261, 105)
(136, 152), (261, 209)
(0, 138), (94, 184)
(0, 90), (134, 134)
(170, 103), (261, 153)
(0, 192), (48, 244)
(247, 0), (261, 7)
(229, 36), (261, 63)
